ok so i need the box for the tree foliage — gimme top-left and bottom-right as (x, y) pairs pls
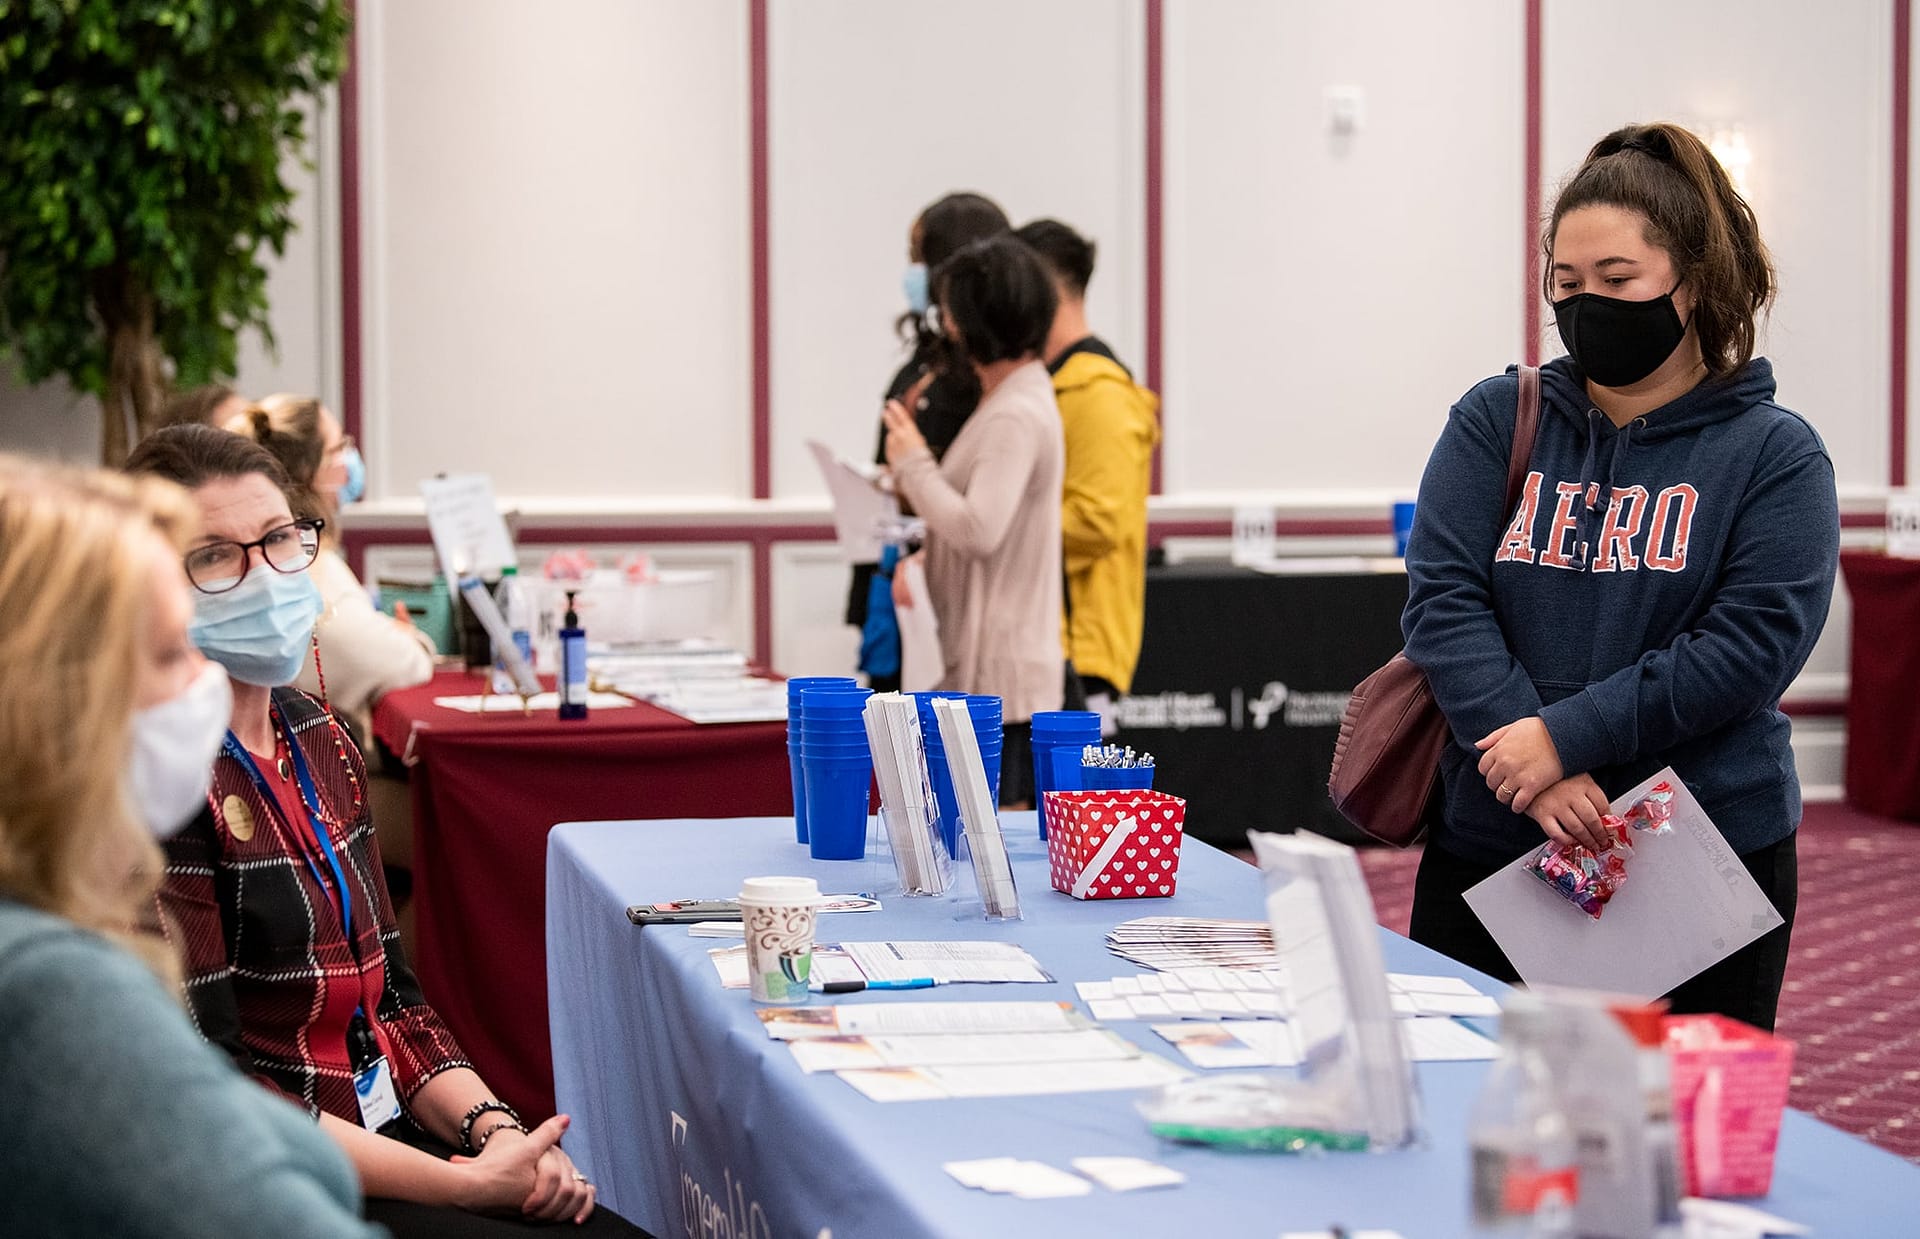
(0, 0), (349, 462)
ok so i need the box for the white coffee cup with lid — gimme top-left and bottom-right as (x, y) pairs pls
(738, 876), (822, 1003)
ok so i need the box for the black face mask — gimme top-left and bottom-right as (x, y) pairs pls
(1552, 284), (1687, 388)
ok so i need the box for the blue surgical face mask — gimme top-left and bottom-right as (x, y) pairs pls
(902, 263), (929, 315)
(189, 568), (324, 687)
(339, 445), (367, 506)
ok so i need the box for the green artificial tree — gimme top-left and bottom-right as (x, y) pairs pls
(0, 0), (350, 464)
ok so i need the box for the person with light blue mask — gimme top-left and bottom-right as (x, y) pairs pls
(125, 426), (645, 1237)
(848, 191), (1011, 692)
(225, 395), (434, 743)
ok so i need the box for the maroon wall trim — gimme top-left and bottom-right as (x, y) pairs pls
(338, 1), (364, 445)
(749, 0), (773, 501)
(1144, 0), (1165, 494)
(1522, 0), (1543, 366)
(1894, 0), (1911, 488)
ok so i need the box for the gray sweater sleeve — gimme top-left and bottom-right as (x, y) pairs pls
(0, 915), (387, 1239)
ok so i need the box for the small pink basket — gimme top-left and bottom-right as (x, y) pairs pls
(1664, 1013), (1795, 1198)
(1042, 791), (1186, 900)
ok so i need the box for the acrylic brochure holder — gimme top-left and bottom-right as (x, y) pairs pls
(930, 697), (1021, 921)
(1137, 830), (1419, 1152)
(863, 693), (954, 897)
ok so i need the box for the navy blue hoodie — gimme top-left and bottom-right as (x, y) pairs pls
(1403, 356), (1839, 867)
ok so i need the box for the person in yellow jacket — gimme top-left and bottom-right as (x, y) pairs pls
(1015, 220), (1161, 733)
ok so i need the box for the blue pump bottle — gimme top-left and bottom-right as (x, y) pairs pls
(558, 590), (588, 721)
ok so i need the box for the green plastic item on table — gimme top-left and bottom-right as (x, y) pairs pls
(376, 574), (457, 653)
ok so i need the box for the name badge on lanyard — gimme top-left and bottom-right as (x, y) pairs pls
(354, 1056), (402, 1130)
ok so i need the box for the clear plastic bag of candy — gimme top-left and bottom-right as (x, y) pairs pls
(1525, 781), (1675, 919)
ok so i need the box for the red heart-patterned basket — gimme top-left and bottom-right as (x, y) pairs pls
(1042, 790), (1187, 900)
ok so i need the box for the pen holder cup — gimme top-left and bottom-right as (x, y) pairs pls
(1080, 764), (1156, 793)
(1043, 790), (1187, 900)
(1664, 1013), (1795, 1199)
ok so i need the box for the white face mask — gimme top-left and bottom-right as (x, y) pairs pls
(126, 661), (234, 838)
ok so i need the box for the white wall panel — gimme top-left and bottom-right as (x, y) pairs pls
(1162, 0), (1524, 499)
(766, 0), (1145, 498)
(769, 541), (862, 679)
(362, 0), (750, 505)
(1546, 0), (1892, 492)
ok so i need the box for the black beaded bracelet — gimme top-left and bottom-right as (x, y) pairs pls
(474, 1119), (528, 1152)
(459, 1100), (523, 1155)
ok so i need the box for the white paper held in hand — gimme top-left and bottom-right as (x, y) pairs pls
(1461, 768), (1784, 996)
(807, 440), (899, 564)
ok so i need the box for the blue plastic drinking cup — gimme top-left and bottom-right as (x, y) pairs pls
(1030, 711), (1101, 838)
(804, 755), (873, 861)
(1393, 501), (1417, 557)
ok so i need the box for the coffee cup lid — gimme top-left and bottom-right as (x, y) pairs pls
(738, 875), (822, 904)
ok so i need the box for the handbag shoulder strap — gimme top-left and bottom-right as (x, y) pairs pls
(1505, 364), (1542, 512)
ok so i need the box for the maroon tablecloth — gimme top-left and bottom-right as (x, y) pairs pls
(372, 669), (789, 1119)
(1839, 551), (1920, 821)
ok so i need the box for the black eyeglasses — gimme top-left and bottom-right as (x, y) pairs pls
(184, 519), (325, 594)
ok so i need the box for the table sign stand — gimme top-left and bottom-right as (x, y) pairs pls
(1139, 831), (1420, 1152)
(931, 698), (1022, 922)
(863, 693), (954, 897)
(457, 576), (540, 715)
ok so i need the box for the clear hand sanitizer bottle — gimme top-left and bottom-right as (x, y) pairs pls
(1470, 993), (1578, 1237)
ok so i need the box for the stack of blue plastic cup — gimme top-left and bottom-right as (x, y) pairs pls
(795, 684), (873, 860)
(965, 695), (1005, 809)
(1029, 710), (1103, 839)
(785, 676), (856, 844)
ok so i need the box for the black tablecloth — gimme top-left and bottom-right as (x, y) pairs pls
(1116, 561), (1409, 845)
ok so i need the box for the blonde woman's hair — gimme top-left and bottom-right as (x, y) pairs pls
(0, 455), (198, 978)
(223, 393), (334, 544)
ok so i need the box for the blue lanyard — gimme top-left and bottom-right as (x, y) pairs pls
(222, 715), (353, 944)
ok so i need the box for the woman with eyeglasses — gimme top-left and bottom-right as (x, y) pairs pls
(0, 456), (383, 1238)
(125, 427), (651, 1237)
(224, 393), (434, 745)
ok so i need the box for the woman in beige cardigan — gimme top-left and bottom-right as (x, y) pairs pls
(883, 235), (1066, 806)
(226, 396), (435, 746)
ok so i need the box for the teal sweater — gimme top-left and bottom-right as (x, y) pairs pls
(0, 899), (386, 1239)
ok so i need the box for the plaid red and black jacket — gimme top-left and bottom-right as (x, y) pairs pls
(158, 688), (470, 1123)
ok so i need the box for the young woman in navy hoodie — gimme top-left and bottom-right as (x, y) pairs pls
(1402, 123), (1839, 1031)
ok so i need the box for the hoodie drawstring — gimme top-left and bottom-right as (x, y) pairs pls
(1573, 412), (1639, 570)
(1571, 410), (1603, 569)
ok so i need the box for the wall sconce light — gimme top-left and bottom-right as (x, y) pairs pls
(1703, 125), (1754, 197)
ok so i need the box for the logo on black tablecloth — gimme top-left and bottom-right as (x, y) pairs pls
(1240, 681), (1350, 730)
(1114, 682), (1351, 732)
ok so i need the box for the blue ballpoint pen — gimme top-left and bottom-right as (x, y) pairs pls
(818, 978), (938, 993)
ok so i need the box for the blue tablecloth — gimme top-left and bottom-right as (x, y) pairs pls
(546, 816), (1920, 1238)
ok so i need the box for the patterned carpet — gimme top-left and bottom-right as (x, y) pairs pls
(1334, 802), (1920, 1162)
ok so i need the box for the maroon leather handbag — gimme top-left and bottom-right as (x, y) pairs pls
(1328, 365), (1540, 846)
